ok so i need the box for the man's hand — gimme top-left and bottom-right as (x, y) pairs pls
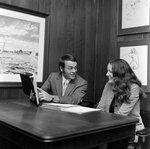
(37, 87), (53, 102)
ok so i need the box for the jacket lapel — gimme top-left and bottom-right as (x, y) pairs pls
(105, 84), (115, 112)
(107, 91), (114, 106)
(64, 78), (76, 96)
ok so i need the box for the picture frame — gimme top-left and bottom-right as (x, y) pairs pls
(117, 40), (150, 92)
(0, 3), (49, 87)
(118, 0), (150, 35)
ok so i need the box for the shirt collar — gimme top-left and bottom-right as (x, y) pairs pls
(62, 75), (70, 85)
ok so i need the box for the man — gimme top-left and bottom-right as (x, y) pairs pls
(38, 54), (88, 104)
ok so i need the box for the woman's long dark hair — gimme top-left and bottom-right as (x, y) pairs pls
(109, 59), (146, 103)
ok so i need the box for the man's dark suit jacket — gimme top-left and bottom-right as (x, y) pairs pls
(41, 72), (88, 104)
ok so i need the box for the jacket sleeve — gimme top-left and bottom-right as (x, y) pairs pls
(41, 74), (52, 94)
(97, 83), (109, 111)
(115, 84), (140, 116)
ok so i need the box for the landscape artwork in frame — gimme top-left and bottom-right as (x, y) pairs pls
(118, 40), (150, 92)
(118, 0), (150, 35)
(0, 5), (46, 85)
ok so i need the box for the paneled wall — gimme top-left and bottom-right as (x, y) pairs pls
(0, 0), (149, 110)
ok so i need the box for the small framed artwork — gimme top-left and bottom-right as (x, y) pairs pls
(0, 3), (49, 87)
(118, 0), (150, 35)
(117, 40), (150, 92)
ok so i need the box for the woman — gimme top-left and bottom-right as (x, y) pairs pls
(97, 59), (146, 147)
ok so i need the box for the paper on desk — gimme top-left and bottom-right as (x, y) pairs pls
(41, 103), (100, 114)
(61, 106), (100, 114)
(41, 103), (77, 108)
(41, 103), (78, 110)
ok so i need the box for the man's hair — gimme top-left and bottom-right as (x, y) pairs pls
(58, 54), (77, 70)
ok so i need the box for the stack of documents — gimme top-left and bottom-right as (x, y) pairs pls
(41, 103), (100, 114)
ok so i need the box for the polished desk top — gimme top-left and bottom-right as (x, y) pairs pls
(0, 99), (139, 149)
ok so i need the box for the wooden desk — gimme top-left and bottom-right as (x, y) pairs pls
(0, 99), (138, 149)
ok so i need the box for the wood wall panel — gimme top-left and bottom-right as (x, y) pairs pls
(48, 0), (97, 101)
(94, 0), (118, 102)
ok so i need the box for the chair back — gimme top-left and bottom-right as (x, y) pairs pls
(139, 110), (150, 149)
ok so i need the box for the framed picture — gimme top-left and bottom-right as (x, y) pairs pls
(117, 40), (150, 92)
(0, 3), (49, 87)
(118, 0), (150, 35)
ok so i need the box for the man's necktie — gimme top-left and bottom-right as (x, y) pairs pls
(62, 80), (68, 96)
